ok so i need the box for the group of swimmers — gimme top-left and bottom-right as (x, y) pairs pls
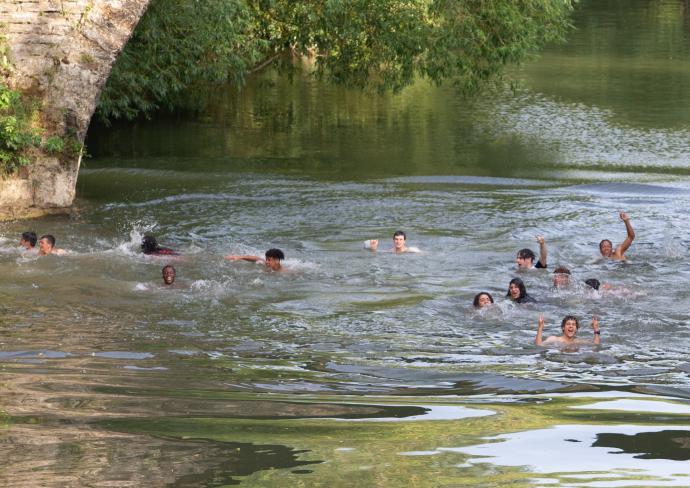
(141, 235), (287, 285)
(16, 212), (635, 348)
(471, 211), (634, 346)
(18, 231), (66, 256)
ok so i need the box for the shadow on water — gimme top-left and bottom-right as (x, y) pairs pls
(593, 430), (690, 461)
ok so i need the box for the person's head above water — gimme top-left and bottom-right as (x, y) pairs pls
(20, 231), (37, 249)
(560, 315), (579, 339)
(516, 248), (536, 268)
(162, 265), (176, 285)
(507, 277), (528, 301)
(553, 266), (571, 288)
(599, 239), (613, 257)
(141, 235), (160, 254)
(473, 292), (494, 308)
(599, 212), (635, 260)
(516, 236), (547, 268)
(584, 278), (600, 291)
(393, 230), (407, 252)
(264, 248), (285, 271)
(38, 234), (56, 255)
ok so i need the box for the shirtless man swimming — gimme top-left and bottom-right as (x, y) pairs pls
(535, 314), (601, 346)
(367, 231), (418, 253)
(38, 235), (67, 256)
(225, 248), (285, 271)
(599, 212), (635, 261)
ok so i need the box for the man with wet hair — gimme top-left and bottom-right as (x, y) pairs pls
(19, 231), (37, 250)
(516, 235), (547, 269)
(535, 314), (601, 346)
(367, 230), (419, 253)
(599, 212), (635, 261)
(162, 265), (176, 286)
(553, 266), (571, 288)
(225, 248), (286, 271)
(38, 234), (67, 256)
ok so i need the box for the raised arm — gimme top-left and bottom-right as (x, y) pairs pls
(535, 314), (545, 345)
(367, 239), (379, 252)
(616, 212), (635, 255)
(536, 235), (547, 267)
(225, 255), (263, 263)
(591, 316), (601, 345)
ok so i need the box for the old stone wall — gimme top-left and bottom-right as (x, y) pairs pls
(0, 0), (150, 219)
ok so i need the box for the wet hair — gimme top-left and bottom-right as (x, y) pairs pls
(265, 248), (285, 261)
(21, 231), (37, 247)
(553, 266), (571, 275)
(561, 315), (579, 330)
(506, 277), (527, 300)
(473, 292), (494, 308)
(584, 278), (600, 291)
(393, 230), (406, 240)
(141, 235), (160, 254)
(517, 248), (536, 262)
(599, 239), (612, 251)
(162, 265), (176, 274)
(40, 234), (56, 247)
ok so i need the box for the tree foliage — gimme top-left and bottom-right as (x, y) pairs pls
(97, 0), (575, 122)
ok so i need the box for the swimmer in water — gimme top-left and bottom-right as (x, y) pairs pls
(535, 314), (600, 346)
(141, 235), (179, 256)
(366, 230), (419, 253)
(599, 212), (635, 261)
(516, 235), (548, 269)
(225, 248), (285, 272)
(162, 265), (176, 286)
(584, 278), (601, 291)
(584, 277), (638, 298)
(473, 292), (494, 308)
(507, 277), (536, 304)
(38, 235), (67, 256)
(19, 231), (37, 252)
(553, 266), (571, 288)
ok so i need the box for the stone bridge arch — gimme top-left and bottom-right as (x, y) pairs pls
(1, 0), (150, 218)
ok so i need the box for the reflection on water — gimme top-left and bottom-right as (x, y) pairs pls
(593, 430), (690, 461)
(3, 0), (690, 485)
(449, 424), (690, 486)
(1, 423), (321, 487)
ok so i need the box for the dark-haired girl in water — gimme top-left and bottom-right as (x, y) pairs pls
(535, 314), (601, 346)
(141, 235), (179, 256)
(473, 292), (494, 308)
(506, 278), (536, 304)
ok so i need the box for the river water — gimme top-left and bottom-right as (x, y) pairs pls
(2, 0), (690, 486)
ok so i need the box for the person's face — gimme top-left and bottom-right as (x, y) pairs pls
(38, 238), (52, 255)
(162, 268), (176, 285)
(561, 319), (578, 339)
(19, 238), (31, 249)
(265, 257), (281, 271)
(553, 273), (570, 288)
(509, 283), (521, 300)
(477, 294), (492, 307)
(393, 235), (406, 251)
(516, 255), (533, 268)
(599, 241), (613, 257)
